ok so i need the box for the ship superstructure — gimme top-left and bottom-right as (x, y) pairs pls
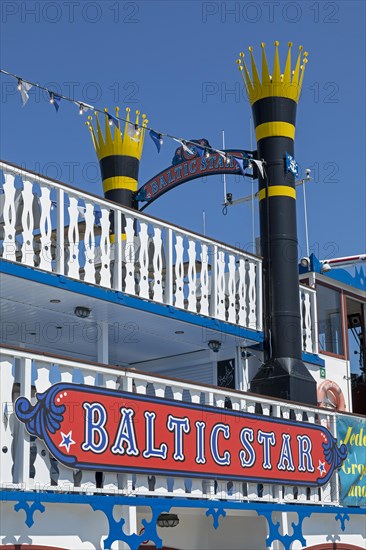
(0, 42), (365, 550)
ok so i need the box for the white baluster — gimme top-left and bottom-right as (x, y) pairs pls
(113, 210), (123, 291)
(83, 200), (96, 284)
(303, 292), (312, 353)
(138, 222), (149, 299)
(56, 188), (65, 275)
(210, 246), (218, 318)
(134, 379), (147, 395)
(102, 374), (119, 492)
(255, 258), (263, 331)
(187, 238), (197, 312)
(67, 195), (80, 279)
(124, 214), (135, 295)
(154, 476), (168, 494)
(38, 183), (53, 271)
(227, 254), (236, 323)
(319, 414), (332, 504)
(246, 402), (258, 499)
(13, 358), (32, 488)
(199, 243), (209, 316)
(1, 357), (15, 485)
(237, 257), (247, 326)
(190, 390), (201, 404)
(80, 371), (97, 491)
(21, 179), (35, 266)
(305, 411), (319, 502)
(172, 386), (183, 402)
(133, 376), (149, 493)
(33, 362), (52, 488)
(172, 476), (186, 496)
(2, 172), (17, 261)
(260, 404), (272, 501)
(190, 478), (203, 497)
(153, 383), (165, 400)
(164, 228), (173, 306)
(216, 480), (228, 500)
(174, 234), (185, 309)
(215, 395), (225, 409)
(217, 249), (226, 320)
(294, 409), (307, 501)
(56, 366), (75, 490)
(247, 261), (257, 329)
(281, 407), (294, 501)
(152, 226), (163, 303)
(99, 207), (111, 288)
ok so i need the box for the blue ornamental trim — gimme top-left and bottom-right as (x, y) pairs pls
(4, 491), (365, 550)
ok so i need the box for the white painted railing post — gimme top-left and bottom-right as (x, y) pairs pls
(56, 188), (65, 275)
(0, 355), (15, 486)
(309, 288), (319, 354)
(256, 259), (263, 331)
(13, 357), (32, 487)
(165, 227), (173, 306)
(210, 245), (218, 318)
(113, 209), (123, 292)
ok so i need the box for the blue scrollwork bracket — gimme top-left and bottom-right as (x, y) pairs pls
(257, 509), (312, 550)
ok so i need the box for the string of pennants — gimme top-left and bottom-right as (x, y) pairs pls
(0, 68), (265, 178)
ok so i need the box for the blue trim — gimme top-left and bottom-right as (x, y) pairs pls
(241, 343), (325, 368)
(299, 253), (366, 293)
(3, 490), (365, 550)
(0, 259), (263, 343)
(302, 351), (325, 367)
(3, 489), (365, 513)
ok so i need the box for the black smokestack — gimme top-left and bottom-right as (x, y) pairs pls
(237, 42), (317, 405)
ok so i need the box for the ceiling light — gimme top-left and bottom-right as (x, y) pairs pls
(74, 306), (91, 318)
(157, 513), (179, 528)
(208, 340), (221, 353)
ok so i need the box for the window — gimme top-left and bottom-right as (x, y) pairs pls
(317, 284), (344, 356)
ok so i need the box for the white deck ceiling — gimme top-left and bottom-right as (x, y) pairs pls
(0, 272), (258, 367)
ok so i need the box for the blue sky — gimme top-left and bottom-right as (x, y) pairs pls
(1, 0), (365, 259)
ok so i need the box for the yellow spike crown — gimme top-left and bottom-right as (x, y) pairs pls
(236, 42), (308, 105)
(86, 107), (149, 161)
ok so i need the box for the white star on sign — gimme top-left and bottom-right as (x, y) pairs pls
(317, 460), (326, 476)
(59, 431), (75, 453)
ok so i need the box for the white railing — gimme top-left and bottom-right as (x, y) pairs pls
(1, 346), (341, 505)
(0, 161), (262, 332)
(300, 285), (318, 355)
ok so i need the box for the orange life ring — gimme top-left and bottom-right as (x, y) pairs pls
(317, 379), (346, 411)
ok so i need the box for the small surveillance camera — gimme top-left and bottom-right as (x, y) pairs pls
(226, 192), (233, 204)
(305, 168), (311, 177)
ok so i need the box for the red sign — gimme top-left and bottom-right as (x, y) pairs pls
(134, 139), (254, 208)
(15, 383), (347, 486)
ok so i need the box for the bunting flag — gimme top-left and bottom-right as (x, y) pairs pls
(49, 92), (61, 112)
(106, 112), (119, 128)
(173, 138), (195, 155)
(251, 159), (265, 178)
(149, 130), (163, 153)
(195, 144), (205, 158)
(76, 102), (94, 115)
(127, 121), (141, 141)
(17, 80), (32, 106)
(234, 157), (246, 176)
(285, 153), (299, 177)
(2, 67), (264, 178)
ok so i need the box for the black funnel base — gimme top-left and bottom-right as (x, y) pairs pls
(250, 357), (317, 406)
